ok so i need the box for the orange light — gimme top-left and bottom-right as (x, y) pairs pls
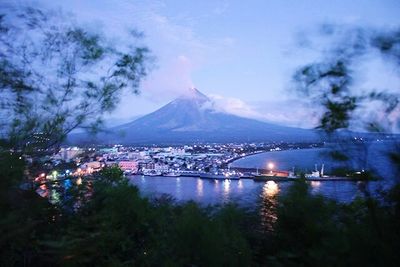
(267, 162), (274, 170)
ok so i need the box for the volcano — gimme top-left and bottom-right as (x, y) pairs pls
(68, 88), (318, 144)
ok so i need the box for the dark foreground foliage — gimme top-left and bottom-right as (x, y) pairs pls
(1, 164), (400, 267)
(1, 6), (399, 266)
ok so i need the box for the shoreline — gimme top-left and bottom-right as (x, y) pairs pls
(130, 174), (373, 182)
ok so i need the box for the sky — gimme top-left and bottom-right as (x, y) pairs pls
(6, 0), (400, 128)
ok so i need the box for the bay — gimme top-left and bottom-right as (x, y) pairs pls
(129, 175), (372, 206)
(129, 141), (398, 206)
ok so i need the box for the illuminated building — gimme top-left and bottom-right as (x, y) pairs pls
(118, 161), (138, 172)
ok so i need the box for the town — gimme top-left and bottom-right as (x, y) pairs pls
(33, 142), (324, 182)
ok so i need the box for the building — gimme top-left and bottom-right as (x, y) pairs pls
(118, 161), (138, 172)
(154, 163), (169, 172)
(58, 147), (84, 162)
(81, 161), (103, 174)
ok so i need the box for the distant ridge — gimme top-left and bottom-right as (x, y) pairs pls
(68, 88), (318, 144)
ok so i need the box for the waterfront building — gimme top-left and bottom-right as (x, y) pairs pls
(118, 161), (139, 172)
(154, 163), (169, 172)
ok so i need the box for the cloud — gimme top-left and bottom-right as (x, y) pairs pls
(206, 94), (262, 118)
(252, 100), (321, 128)
(32, 0), (237, 102)
(141, 55), (195, 101)
(212, 0), (230, 15)
(204, 94), (320, 129)
(132, 5), (237, 102)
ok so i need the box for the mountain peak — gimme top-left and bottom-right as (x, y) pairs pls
(178, 87), (209, 102)
(69, 86), (317, 144)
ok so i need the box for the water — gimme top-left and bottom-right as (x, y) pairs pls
(129, 141), (398, 206)
(232, 148), (337, 173)
(129, 175), (374, 206)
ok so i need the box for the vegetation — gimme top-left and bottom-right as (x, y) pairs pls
(293, 25), (400, 180)
(0, 6), (151, 150)
(0, 5), (399, 267)
(2, 166), (400, 266)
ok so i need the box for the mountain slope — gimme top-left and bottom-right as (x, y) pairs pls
(68, 88), (318, 144)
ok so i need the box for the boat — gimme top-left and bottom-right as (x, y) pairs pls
(200, 172), (227, 180)
(147, 172), (161, 176)
(253, 174), (285, 181)
(143, 170), (162, 176)
(163, 172), (181, 177)
(253, 168), (297, 181)
(250, 167), (260, 176)
(305, 164), (324, 179)
(287, 167), (299, 179)
(200, 171), (241, 180)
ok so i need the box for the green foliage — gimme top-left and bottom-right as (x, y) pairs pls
(97, 166), (125, 184)
(294, 25), (400, 181)
(294, 26), (399, 134)
(0, 151), (25, 193)
(165, 203), (251, 266)
(266, 179), (400, 266)
(1, 159), (400, 266)
(294, 60), (356, 133)
(0, 6), (152, 150)
(271, 180), (345, 265)
(1, 8), (400, 267)
(0, 5), (151, 266)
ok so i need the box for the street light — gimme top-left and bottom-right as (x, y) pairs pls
(267, 162), (274, 170)
(267, 162), (275, 175)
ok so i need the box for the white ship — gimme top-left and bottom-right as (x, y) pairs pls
(306, 164), (325, 179)
(163, 172), (181, 177)
(200, 170), (242, 180)
(143, 170), (162, 176)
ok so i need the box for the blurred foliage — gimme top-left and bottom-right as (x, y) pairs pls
(0, 6), (152, 150)
(2, 164), (400, 266)
(96, 165), (125, 184)
(294, 27), (400, 134)
(1, 6), (400, 267)
(294, 25), (400, 179)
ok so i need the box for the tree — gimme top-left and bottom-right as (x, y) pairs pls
(0, 6), (152, 151)
(0, 6), (151, 265)
(293, 25), (400, 179)
(294, 26), (399, 134)
(287, 25), (400, 266)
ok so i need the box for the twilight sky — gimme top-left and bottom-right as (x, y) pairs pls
(7, 0), (400, 128)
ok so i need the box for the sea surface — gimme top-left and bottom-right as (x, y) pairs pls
(129, 141), (399, 206)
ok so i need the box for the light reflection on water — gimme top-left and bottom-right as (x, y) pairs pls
(259, 181), (279, 232)
(222, 179), (231, 202)
(129, 175), (382, 206)
(238, 180), (244, 191)
(213, 180), (220, 195)
(176, 177), (181, 199)
(232, 144), (397, 183)
(310, 181), (321, 194)
(196, 178), (203, 197)
(263, 181), (279, 198)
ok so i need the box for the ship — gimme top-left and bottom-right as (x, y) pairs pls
(200, 170), (242, 180)
(143, 170), (162, 176)
(163, 172), (181, 177)
(305, 164), (325, 179)
(253, 168), (297, 181)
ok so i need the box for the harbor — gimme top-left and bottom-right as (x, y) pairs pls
(137, 164), (374, 182)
